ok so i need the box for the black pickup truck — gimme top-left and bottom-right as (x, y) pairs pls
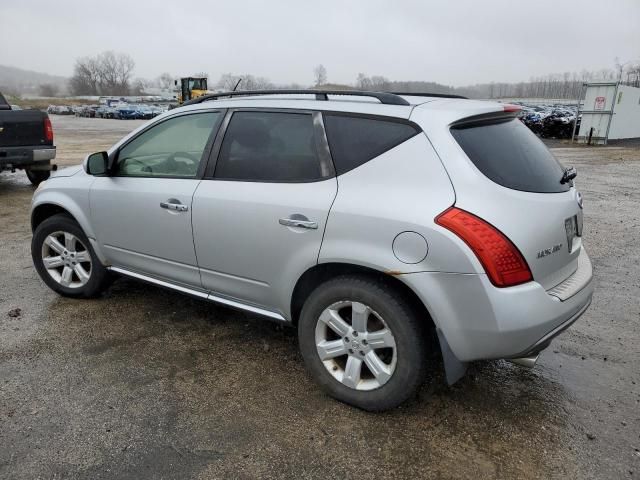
(0, 91), (56, 185)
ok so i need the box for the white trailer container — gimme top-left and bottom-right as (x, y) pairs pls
(576, 82), (640, 144)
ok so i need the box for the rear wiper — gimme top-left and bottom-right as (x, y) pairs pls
(560, 166), (577, 184)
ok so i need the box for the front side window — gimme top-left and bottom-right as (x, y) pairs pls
(116, 112), (221, 177)
(214, 111), (324, 182)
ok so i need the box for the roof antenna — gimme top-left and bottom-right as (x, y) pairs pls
(233, 78), (242, 91)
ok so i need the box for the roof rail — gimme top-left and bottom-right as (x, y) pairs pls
(182, 89), (411, 106)
(391, 92), (468, 99)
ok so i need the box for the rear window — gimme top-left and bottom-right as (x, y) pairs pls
(451, 118), (569, 193)
(323, 114), (419, 175)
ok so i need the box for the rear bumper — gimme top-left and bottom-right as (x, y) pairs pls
(401, 248), (594, 362)
(0, 146), (56, 169)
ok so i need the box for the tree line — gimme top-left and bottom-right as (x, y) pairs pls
(57, 55), (640, 100)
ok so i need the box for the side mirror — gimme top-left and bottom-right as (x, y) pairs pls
(84, 151), (109, 176)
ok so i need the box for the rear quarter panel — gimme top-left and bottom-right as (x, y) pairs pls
(319, 133), (473, 274)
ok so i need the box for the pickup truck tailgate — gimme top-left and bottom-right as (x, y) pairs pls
(0, 110), (51, 147)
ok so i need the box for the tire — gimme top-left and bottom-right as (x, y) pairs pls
(298, 275), (429, 411)
(32, 214), (110, 298)
(25, 168), (50, 186)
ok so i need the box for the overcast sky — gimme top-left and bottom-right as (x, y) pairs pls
(1, 0), (638, 86)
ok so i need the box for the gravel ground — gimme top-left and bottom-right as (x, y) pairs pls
(0, 116), (639, 479)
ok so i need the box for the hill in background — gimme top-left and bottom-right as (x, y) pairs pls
(0, 64), (68, 97)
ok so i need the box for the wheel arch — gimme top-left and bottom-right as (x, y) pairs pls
(31, 197), (108, 265)
(290, 262), (468, 385)
(31, 203), (75, 231)
(290, 262), (437, 331)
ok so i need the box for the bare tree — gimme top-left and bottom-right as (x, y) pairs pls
(38, 83), (58, 97)
(216, 73), (273, 91)
(69, 51), (135, 96)
(96, 51), (135, 95)
(69, 56), (101, 95)
(356, 73), (371, 90)
(131, 78), (147, 95)
(314, 64), (327, 86)
(157, 72), (174, 90)
(216, 73), (242, 91)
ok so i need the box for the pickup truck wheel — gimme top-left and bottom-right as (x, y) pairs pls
(298, 275), (428, 411)
(26, 168), (50, 186)
(32, 214), (110, 298)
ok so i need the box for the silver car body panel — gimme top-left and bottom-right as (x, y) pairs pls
(90, 177), (202, 287)
(192, 177), (338, 318)
(31, 94), (594, 367)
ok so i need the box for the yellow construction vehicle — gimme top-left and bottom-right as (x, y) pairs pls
(175, 77), (209, 104)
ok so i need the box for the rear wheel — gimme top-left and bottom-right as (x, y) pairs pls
(26, 168), (50, 185)
(298, 275), (429, 411)
(32, 214), (110, 298)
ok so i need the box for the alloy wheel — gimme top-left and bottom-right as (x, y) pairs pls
(315, 300), (397, 391)
(41, 231), (92, 288)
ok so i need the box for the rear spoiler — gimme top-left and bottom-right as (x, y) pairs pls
(450, 110), (520, 129)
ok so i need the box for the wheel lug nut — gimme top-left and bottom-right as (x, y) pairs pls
(359, 351), (365, 356)
(353, 331), (358, 337)
(362, 340), (368, 346)
(348, 349), (354, 354)
(344, 337), (349, 343)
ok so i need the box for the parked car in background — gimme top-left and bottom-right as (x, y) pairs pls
(30, 90), (593, 411)
(515, 101), (579, 139)
(95, 106), (116, 119)
(134, 105), (154, 120)
(0, 91), (56, 185)
(114, 105), (139, 120)
(149, 105), (165, 117)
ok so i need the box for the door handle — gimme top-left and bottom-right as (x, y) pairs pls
(160, 200), (188, 212)
(279, 217), (318, 229)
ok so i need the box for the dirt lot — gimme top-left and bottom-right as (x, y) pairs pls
(1, 115), (639, 479)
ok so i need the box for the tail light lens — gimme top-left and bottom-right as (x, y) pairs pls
(44, 117), (54, 142)
(436, 207), (532, 287)
(503, 104), (522, 113)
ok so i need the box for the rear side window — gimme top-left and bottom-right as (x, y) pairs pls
(451, 118), (569, 193)
(323, 114), (420, 175)
(215, 111), (324, 182)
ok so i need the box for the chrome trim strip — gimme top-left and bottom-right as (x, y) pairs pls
(108, 266), (287, 321)
(206, 293), (286, 321)
(109, 266), (209, 298)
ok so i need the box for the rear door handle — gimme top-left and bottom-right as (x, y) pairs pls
(160, 200), (188, 212)
(279, 217), (318, 229)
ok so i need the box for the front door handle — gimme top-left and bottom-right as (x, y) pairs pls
(279, 217), (318, 229)
(160, 200), (188, 212)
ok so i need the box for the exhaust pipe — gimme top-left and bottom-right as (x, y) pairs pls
(507, 354), (539, 369)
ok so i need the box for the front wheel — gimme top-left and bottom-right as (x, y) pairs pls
(25, 168), (50, 185)
(32, 214), (110, 298)
(298, 275), (429, 411)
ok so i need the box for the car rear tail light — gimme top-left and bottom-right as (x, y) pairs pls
(503, 104), (522, 113)
(44, 117), (54, 142)
(435, 207), (532, 287)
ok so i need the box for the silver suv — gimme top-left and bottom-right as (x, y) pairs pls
(30, 91), (593, 411)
